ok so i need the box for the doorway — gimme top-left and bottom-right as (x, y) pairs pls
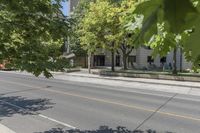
(116, 55), (120, 66)
(93, 55), (105, 66)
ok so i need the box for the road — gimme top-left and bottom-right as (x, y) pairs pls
(0, 72), (200, 133)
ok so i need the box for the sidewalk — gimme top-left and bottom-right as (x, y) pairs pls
(55, 71), (200, 89)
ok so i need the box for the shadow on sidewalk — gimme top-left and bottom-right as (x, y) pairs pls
(35, 126), (174, 133)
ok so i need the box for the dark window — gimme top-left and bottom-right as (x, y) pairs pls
(145, 46), (152, 50)
(93, 55), (105, 66)
(128, 56), (136, 63)
(147, 56), (154, 64)
(160, 57), (166, 64)
(116, 55), (120, 66)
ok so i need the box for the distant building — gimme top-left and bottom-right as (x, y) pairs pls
(68, 0), (192, 70)
(69, 0), (79, 12)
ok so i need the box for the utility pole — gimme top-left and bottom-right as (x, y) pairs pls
(173, 47), (178, 75)
(180, 47), (183, 72)
(88, 52), (91, 74)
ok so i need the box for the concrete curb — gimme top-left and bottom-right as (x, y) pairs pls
(0, 124), (15, 133)
(98, 71), (200, 82)
(65, 69), (80, 73)
(67, 74), (200, 89)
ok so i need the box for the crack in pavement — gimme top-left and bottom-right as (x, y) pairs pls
(134, 93), (178, 130)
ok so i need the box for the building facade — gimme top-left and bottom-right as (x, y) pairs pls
(88, 47), (192, 70)
(69, 0), (79, 12)
(69, 0), (192, 70)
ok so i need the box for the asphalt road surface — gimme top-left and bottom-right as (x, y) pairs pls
(0, 72), (200, 133)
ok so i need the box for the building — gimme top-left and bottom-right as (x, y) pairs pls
(69, 0), (79, 12)
(69, 0), (192, 70)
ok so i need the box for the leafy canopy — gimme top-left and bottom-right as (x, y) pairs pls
(134, 0), (200, 67)
(77, 0), (143, 53)
(0, 0), (71, 77)
(78, 0), (122, 53)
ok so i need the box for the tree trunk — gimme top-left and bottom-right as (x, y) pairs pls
(84, 56), (87, 68)
(111, 50), (115, 72)
(88, 52), (91, 74)
(173, 47), (177, 75)
(123, 53), (128, 70)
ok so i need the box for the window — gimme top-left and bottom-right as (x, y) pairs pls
(142, 45), (152, 50)
(147, 56), (154, 64)
(128, 56), (136, 63)
(144, 46), (152, 50)
(116, 55), (120, 66)
(93, 55), (105, 66)
(160, 57), (166, 64)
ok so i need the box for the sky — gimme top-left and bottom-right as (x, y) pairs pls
(61, 1), (69, 16)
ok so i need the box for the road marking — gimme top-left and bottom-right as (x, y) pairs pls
(45, 89), (200, 122)
(0, 98), (76, 129)
(1, 76), (174, 98)
(39, 114), (76, 129)
(0, 123), (16, 133)
(1, 79), (200, 122)
(0, 79), (200, 102)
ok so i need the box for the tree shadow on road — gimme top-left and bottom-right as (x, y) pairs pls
(0, 95), (54, 118)
(35, 126), (174, 133)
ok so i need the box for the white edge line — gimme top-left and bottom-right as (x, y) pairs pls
(0, 100), (77, 130)
(0, 123), (16, 133)
(38, 114), (77, 129)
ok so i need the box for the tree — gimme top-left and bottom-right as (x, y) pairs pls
(118, 0), (143, 70)
(147, 23), (186, 74)
(70, 0), (96, 73)
(69, 0), (91, 57)
(78, 0), (122, 72)
(0, 0), (71, 77)
(133, 0), (200, 73)
(77, 0), (145, 71)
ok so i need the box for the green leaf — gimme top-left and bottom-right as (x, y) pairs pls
(0, 0), (70, 77)
(163, 0), (197, 33)
(134, 0), (163, 42)
(184, 16), (200, 62)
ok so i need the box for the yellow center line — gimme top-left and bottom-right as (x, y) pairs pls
(1, 79), (200, 122)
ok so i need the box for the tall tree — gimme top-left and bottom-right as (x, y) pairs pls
(71, 0), (95, 73)
(77, 0), (144, 71)
(0, 0), (71, 77)
(78, 0), (122, 72)
(118, 0), (143, 70)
